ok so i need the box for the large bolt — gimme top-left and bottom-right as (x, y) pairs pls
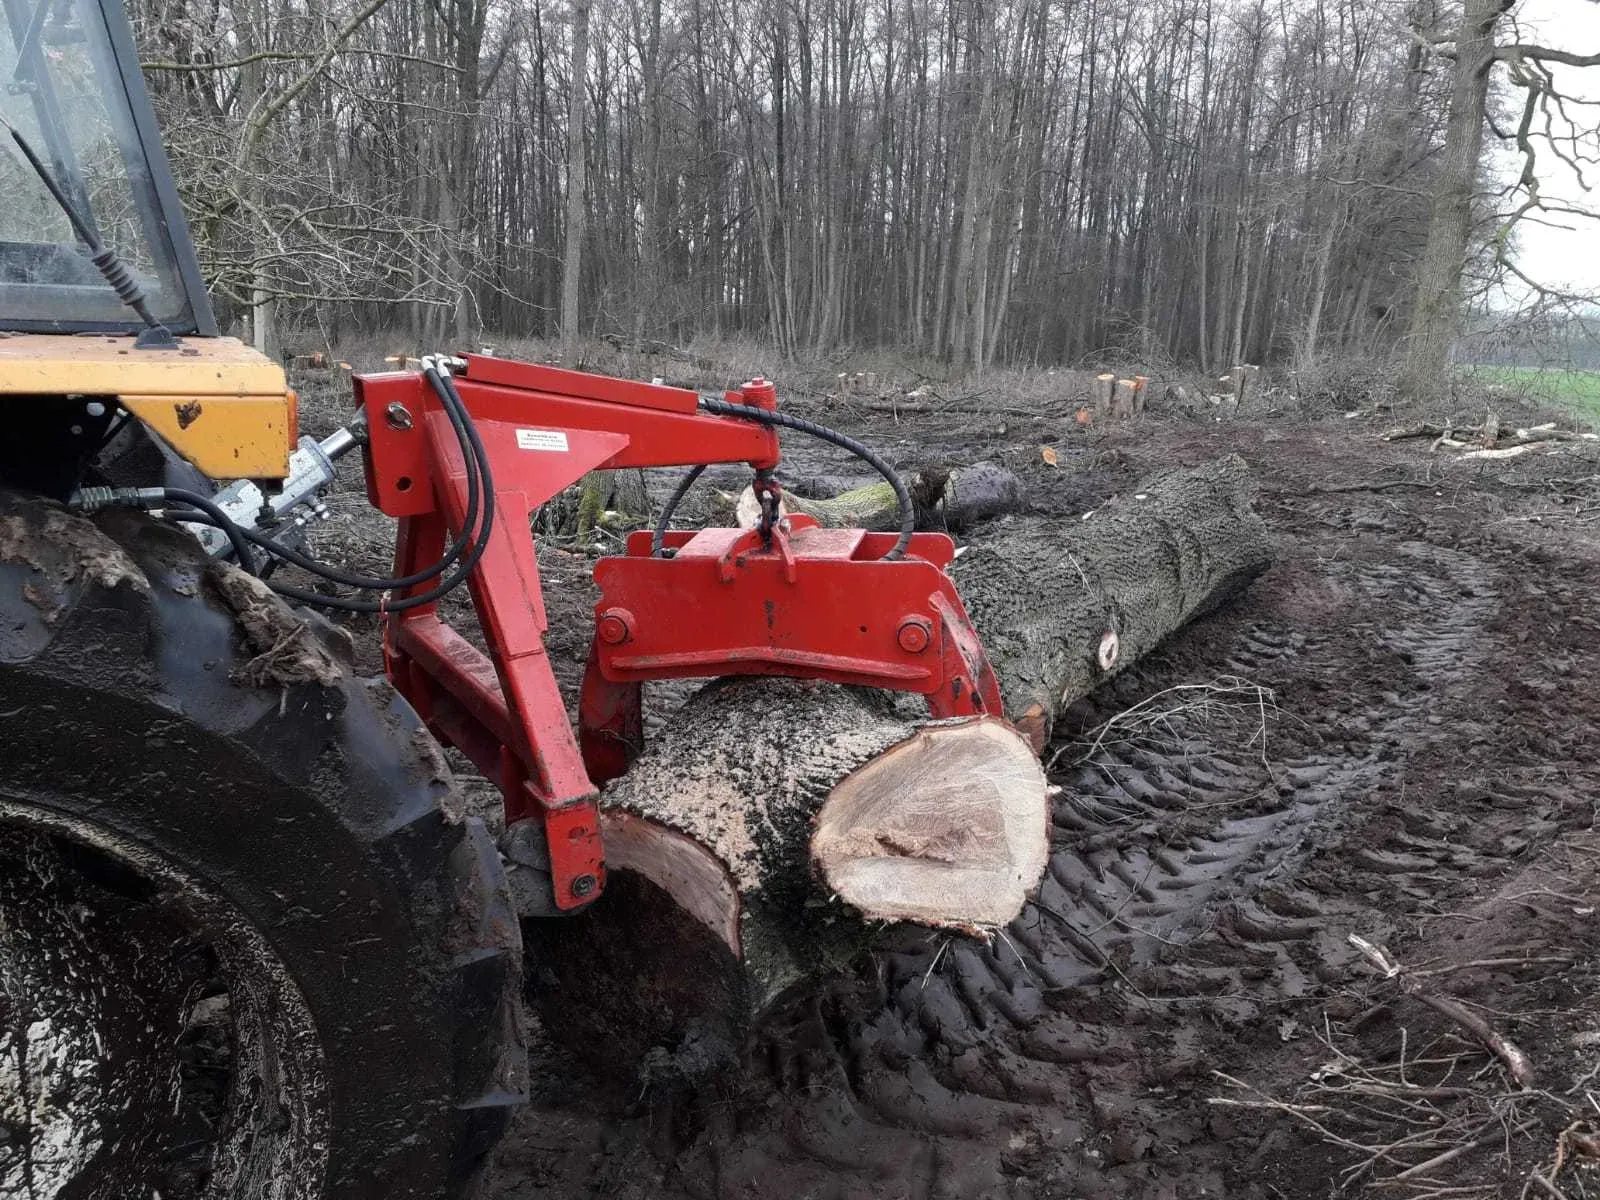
(385, 402), (413, 430)
(896, 616), (933, 654)
(571, 873), (597, 898)
(597, 607), (635, 645)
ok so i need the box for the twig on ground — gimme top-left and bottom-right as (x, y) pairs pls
(1384, 1125), (1503, 1182)
(1348, 935), (1536, 1089)
(1524, 1170), (1572, 1200)
(1046, 675), (1276, 770)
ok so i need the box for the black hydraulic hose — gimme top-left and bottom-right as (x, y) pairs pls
(696, 396), (915, 560)
(203, 364), (483, 592)
(162, 365), (497, 614)
(265, 368), (497, 614)
(160, 488), (258, 573)
(651, 464), (706, 557)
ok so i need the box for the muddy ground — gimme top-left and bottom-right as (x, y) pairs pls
(300, 366), (1600, 1200)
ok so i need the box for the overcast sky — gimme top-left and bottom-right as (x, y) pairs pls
(1495, 0), (1600, 295)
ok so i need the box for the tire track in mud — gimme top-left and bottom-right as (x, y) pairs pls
(692, 531), (1510, 1199)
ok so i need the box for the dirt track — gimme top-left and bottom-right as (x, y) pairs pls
(301, 378), (1600, 1199)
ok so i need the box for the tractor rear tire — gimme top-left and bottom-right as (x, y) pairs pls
(0, 492), (525, 1199)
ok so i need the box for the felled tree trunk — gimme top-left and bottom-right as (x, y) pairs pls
(530, 455), (1272, 1074)
(534, 682), (1047, 1070)
(720, 461), (1026, 533)
(952, 454), (1272, 751)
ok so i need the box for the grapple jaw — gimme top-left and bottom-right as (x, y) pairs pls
(578, 515), (1003, 785)
(358, 355), (1003, 913)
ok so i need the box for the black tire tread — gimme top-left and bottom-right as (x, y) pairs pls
(0, 493), (525, 1198)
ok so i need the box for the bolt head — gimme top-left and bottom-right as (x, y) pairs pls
(896, 616), (933, 654)
(385, 402), (413, 430)
(597, 607), (634, 645)
(571, 874), (597, 898)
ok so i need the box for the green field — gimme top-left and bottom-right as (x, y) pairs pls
(1464, 365), (1600, 418)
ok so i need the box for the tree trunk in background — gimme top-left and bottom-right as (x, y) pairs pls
(445, 0), (490, 343)
(130, 0), (1482, 365)
(232, 0), (276, 358)
(635, 0), (665, 341)
(946, 0), (993, 368)
(1398, 0), (1506, 399)
(561, 0), (592, 357)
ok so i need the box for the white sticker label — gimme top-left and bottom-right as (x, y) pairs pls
(516, 428), (569, 452)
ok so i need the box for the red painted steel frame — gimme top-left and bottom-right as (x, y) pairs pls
(580, 519), (1003, 784)
(352, 356), (1002, 912)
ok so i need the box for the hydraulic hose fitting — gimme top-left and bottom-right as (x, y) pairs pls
(68, 486), (165, 513)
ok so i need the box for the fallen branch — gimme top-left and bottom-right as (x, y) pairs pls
(1348, 934), (1536, 1088)
(1382, 422), (1462, 442)
(1461, 444), (1534, 461)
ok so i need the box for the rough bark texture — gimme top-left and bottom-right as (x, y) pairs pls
(952, 453), (1273, 750)
(529, 680), (939, 1073)
(594, 680), (925, 1003)
(1398, 0), (1502, 400)
(534, 456), (1272, 1074)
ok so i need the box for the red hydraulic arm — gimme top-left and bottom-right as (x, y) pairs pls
(354, 355), (1001, 912)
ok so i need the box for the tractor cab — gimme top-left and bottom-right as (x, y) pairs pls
(0, 0), (214, 334)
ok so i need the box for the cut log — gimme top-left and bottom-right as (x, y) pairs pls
(530, 681), (1047, 1069)
(1112, 378), (1139, 418)
(812, 717), (1048, 928)
(1222, 364), (1261, 409)
(949, 454), (1273, 750)
(1480, 411), (1500, 449)
(531, 456), (1273, 1075)
(725, 461), (1026, 532)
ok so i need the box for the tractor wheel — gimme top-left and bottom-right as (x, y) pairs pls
(0, 492), (525, 1199)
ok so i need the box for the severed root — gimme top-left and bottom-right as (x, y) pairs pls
(1348, 934), (1535, 1088)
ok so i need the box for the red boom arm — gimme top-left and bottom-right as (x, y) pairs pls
(354, 356), (1001, 912)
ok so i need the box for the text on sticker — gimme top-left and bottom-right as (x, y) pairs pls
(516, 429), (570, 452)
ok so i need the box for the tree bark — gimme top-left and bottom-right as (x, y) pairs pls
(720, 462), (1027, 533)
(531, 456), (1273, 1074)
(560, 0), (592, 357)
(950, 454), (1271, 751)
(1398, 0), (1507, 399)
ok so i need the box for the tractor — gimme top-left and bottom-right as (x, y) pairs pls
(0, 0), (1011, 1195)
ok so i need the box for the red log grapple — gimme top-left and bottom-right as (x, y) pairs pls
(355, 356), (1002, 911)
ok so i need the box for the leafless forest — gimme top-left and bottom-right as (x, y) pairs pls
(130, 0), (1594, 388)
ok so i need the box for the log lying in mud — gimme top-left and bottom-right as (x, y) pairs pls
(952, 454), (1274, 751)
(723, 461), (1026, 532)
(531, 455), (1273, 1072)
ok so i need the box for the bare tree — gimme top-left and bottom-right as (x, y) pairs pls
(130, 0), (1476, 370)
(1401, 0), (1600, 397)
(560, 0), (591, 357)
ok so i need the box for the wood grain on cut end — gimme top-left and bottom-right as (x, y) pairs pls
(600, 810), (742, 954)
(812, 717), (1049, 930)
